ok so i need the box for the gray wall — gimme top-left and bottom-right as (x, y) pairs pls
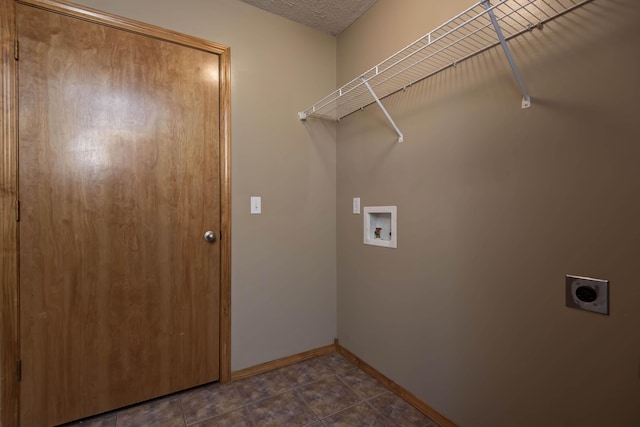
(71, 0), (338, 371)
(336, 0), (640, 426)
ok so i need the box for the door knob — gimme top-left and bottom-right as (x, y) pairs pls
(203, 231), (216, 242)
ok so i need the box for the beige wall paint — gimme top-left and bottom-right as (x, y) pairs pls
(336, 0), (640, 426)
(69, 0), (338, 371)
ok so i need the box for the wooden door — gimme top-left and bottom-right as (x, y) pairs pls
(18, 4), (221, 426)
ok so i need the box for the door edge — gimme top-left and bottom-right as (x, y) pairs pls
(1, 0), (20, 425)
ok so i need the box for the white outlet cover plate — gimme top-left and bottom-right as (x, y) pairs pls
(565, 275), (609, 315)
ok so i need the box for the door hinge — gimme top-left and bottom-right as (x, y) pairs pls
(17, 360), (21, 382)
(15, 200), (20, 221)
(219, 230), (222, 241)
(14, 39), (19, 60)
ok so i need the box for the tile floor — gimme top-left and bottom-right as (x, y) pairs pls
(64, 352), (438, 427)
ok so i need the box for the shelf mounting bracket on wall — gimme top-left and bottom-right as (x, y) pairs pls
(361, 77), (404, 143)
(482, 0), (531, 109)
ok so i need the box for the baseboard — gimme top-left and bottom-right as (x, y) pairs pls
(230, 343), (337, 381)
(228, 340), (457, 427)
(336, 344), (458, 427)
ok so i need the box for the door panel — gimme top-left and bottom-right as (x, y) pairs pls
(18, 4), (220, 426)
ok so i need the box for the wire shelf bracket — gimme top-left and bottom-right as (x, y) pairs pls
(362, 77), (404, 143)
(298, 0), (593, 141)
(482, 0), (531, 109)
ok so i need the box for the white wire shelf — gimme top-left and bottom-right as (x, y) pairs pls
(299, 0), (593, 132)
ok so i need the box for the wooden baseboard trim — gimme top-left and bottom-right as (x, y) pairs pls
(230, 343), (337, 382)
(228, 340), (456, 427)
(336, 344), (458, 427)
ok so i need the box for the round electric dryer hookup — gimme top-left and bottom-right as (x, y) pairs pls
(575, 285), (598, 303)
(565, 275), (609, 316)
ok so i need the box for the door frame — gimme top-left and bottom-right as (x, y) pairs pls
(0, 0), (232, 425)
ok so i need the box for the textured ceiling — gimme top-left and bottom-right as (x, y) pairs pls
(239, 0), (379, 35)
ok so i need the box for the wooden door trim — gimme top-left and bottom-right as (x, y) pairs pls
(219, 46), (232, 384)
(0, 0), (232, 424)
(17, 0), (230, 54)
(1, 0), (19, 425)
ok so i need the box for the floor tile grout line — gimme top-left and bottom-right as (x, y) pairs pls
(283, 355), (366, 422)
(236, 368), (293, 389)
(292, 385), (323, 425)
(317, 398), (369, 422)
(283, 373), (334, 392)
(229, 380), (251, 412)
(246, 387), (320, 427)
(365, 391), (438, 427)
(331, 353), (440, 426)
(295, 372), (374, 422)
(182, 384), (246, 426)
(333, 369), (373, 400)
(239, 366), (347, 423)
(243, 403), (258, 427)
(333, 365), (392, 408)
(178, 391), (188, 427)
(337, 364), (437, 427)
(363, 395), (396, 426)
(236, 369), (304, 406)
(241, 381), (296, 407)
(279, 353), (356, 386)
(274, 365), (296, 389)
(280, 359), (358, 391)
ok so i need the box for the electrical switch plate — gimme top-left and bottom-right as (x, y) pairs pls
(353, 198), (361, 214)
(565, 275), (609, 315)
(250, 196), (261, 215)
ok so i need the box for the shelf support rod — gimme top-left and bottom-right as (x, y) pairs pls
(361, 77), (404, 143)
(482, 0), (531, 109)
